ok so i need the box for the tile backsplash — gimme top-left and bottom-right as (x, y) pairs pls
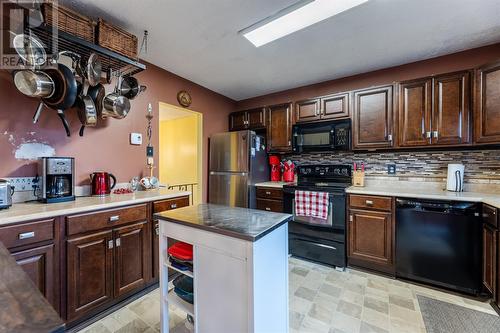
(287, 149), (500, 183)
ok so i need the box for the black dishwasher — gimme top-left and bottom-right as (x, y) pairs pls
(396, 198), (481, 295)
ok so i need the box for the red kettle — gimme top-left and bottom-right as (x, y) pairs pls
(90, 172), (116, 196)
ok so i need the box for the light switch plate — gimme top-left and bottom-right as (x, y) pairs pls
(130, 133), (142, 145)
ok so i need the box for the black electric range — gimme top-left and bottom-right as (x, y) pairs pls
(283, 164), (351, 268)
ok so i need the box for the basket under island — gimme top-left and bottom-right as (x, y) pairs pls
(155, 203), (292, 333)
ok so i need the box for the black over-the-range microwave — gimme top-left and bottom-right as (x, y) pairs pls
(292, 119), (351, 153)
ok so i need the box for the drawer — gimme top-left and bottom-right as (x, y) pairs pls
(349, 194), (392, 212)
(153, 196), (190, 214)
(256, 198), (283, 213)
(0, 219), (54, 249)
(483, 204), (498, 228)
(256, 187), (283, 200)
(67, 204), (147, 236)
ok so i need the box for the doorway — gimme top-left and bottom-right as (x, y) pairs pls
(158, 102), (202, 205)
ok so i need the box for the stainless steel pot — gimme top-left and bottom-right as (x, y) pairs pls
(102, 93), (130, 119)
(14, 70), (54, 98)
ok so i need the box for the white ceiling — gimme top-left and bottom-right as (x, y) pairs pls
(61, 0), (500, 101)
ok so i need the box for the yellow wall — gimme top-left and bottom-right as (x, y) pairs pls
(159, 115), (200, 204)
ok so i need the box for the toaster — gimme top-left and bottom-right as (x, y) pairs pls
(0, 179), (14, 209)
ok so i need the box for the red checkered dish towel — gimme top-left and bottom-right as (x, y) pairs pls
(295, 190), (329, 220)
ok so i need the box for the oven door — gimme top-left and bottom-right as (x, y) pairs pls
(292, 197), (333, 227)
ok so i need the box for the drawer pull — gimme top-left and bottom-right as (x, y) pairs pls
(109, 215), (120, 222)
(116, 238), (121, 247)
(108, 240), (114, 249)
(170, 203), (177, 209)
(365, 200), (374, 206)
(265, 191), (271, 195)
(18, 231), (35, 240)
(265, 207), (271, 211)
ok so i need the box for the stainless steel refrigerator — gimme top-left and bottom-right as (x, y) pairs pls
(208, 130), (269, 208)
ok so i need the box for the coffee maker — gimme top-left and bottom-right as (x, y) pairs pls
(37, 157), (75, 203)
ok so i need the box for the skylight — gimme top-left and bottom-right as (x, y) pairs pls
(241, 0), (369, 47)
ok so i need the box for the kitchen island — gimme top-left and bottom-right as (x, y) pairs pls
(155, 204), (292, 333)
(0, 241), (64, 333)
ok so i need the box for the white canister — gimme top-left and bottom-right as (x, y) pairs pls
(446, 164), (465, 192)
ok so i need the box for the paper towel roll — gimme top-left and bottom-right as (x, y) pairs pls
(446, 164), (465, 192)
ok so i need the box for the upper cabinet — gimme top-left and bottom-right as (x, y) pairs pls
(475, 61), (500, 144)
(352, 85), (395, 149)
(229, 108), (266, 131)
(399, 71), (471, 147)
(433, 71), (471, 145)
(322, 92), (350, 120)
(295, 98), (321, 123)
(267, 103), (293, 153)
(295, 93), (349, 123)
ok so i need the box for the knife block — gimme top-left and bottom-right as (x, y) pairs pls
(353, 171), (365, 187)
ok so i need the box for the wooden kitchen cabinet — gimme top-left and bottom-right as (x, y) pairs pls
(229, 108), (266, 131)
(348, 195), (394, 274)
(321, 92), (350, 120)
(295, 98), (321, 123)
(229, 111), (247, 131)
(113, 221), (148, 297)
(399, 78), (432, 147)
(11, 244), (56, 308)
(482, 204), (498, 299)
(399, 71), (471, 147)
(67, 230), (114, 321)
(433, 71), (471, 145)
(267, 103), (293, 152)
(352, 85), (395, 149)
(295, 93), (349, 123)
(475, 61), (500, 144)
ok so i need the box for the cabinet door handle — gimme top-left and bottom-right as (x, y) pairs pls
(433, 131), (439, 138)
(116, 238), (121, 247)
(288, 140), (291, 146)
(109, 215), (120, 222)
(108, 240), (114, 249)
(18, 231), (35, 240)
(365, 200), (374, 206)
(349, 215), (353, 222)
(425, 131), (431, 139)
(170, 203), (177, 209)
(155, 226), (159, 236)
(387, 134), (393, 142)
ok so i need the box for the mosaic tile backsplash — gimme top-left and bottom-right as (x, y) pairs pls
(287, 149), (500, 182)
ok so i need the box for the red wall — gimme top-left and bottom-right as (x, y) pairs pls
(0, 62), (235, 202)
(236, 43), (500, 110)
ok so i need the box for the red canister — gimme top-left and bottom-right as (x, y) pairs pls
(269, 155), (281, 181)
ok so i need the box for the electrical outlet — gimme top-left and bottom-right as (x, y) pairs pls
(3, 177), (38, 192)
(387, 164), (396, 175)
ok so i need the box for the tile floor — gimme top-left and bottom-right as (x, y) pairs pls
(78, 257), (497, 333)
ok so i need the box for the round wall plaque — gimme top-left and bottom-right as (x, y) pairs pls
(177, 90), (192, 107)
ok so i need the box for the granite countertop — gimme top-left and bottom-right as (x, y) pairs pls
(0, 242), (64, 333)
(0, 189), (191, 226)
(254, 181), (296, 188)
(346, 185), (500, 208)
(155, 204), (292, 241)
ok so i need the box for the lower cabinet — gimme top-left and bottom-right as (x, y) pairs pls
(255, 186), (284, 213)
(113, 222), (148, 297)
(66, 220), (150, 322)
(12, 243), (56, 308)
(347, 195), (394, 274)
(482, 223), (497, 295)
(66, 231), (114, 322)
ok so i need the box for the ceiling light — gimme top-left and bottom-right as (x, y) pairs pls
(240, 0), (369, 47)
